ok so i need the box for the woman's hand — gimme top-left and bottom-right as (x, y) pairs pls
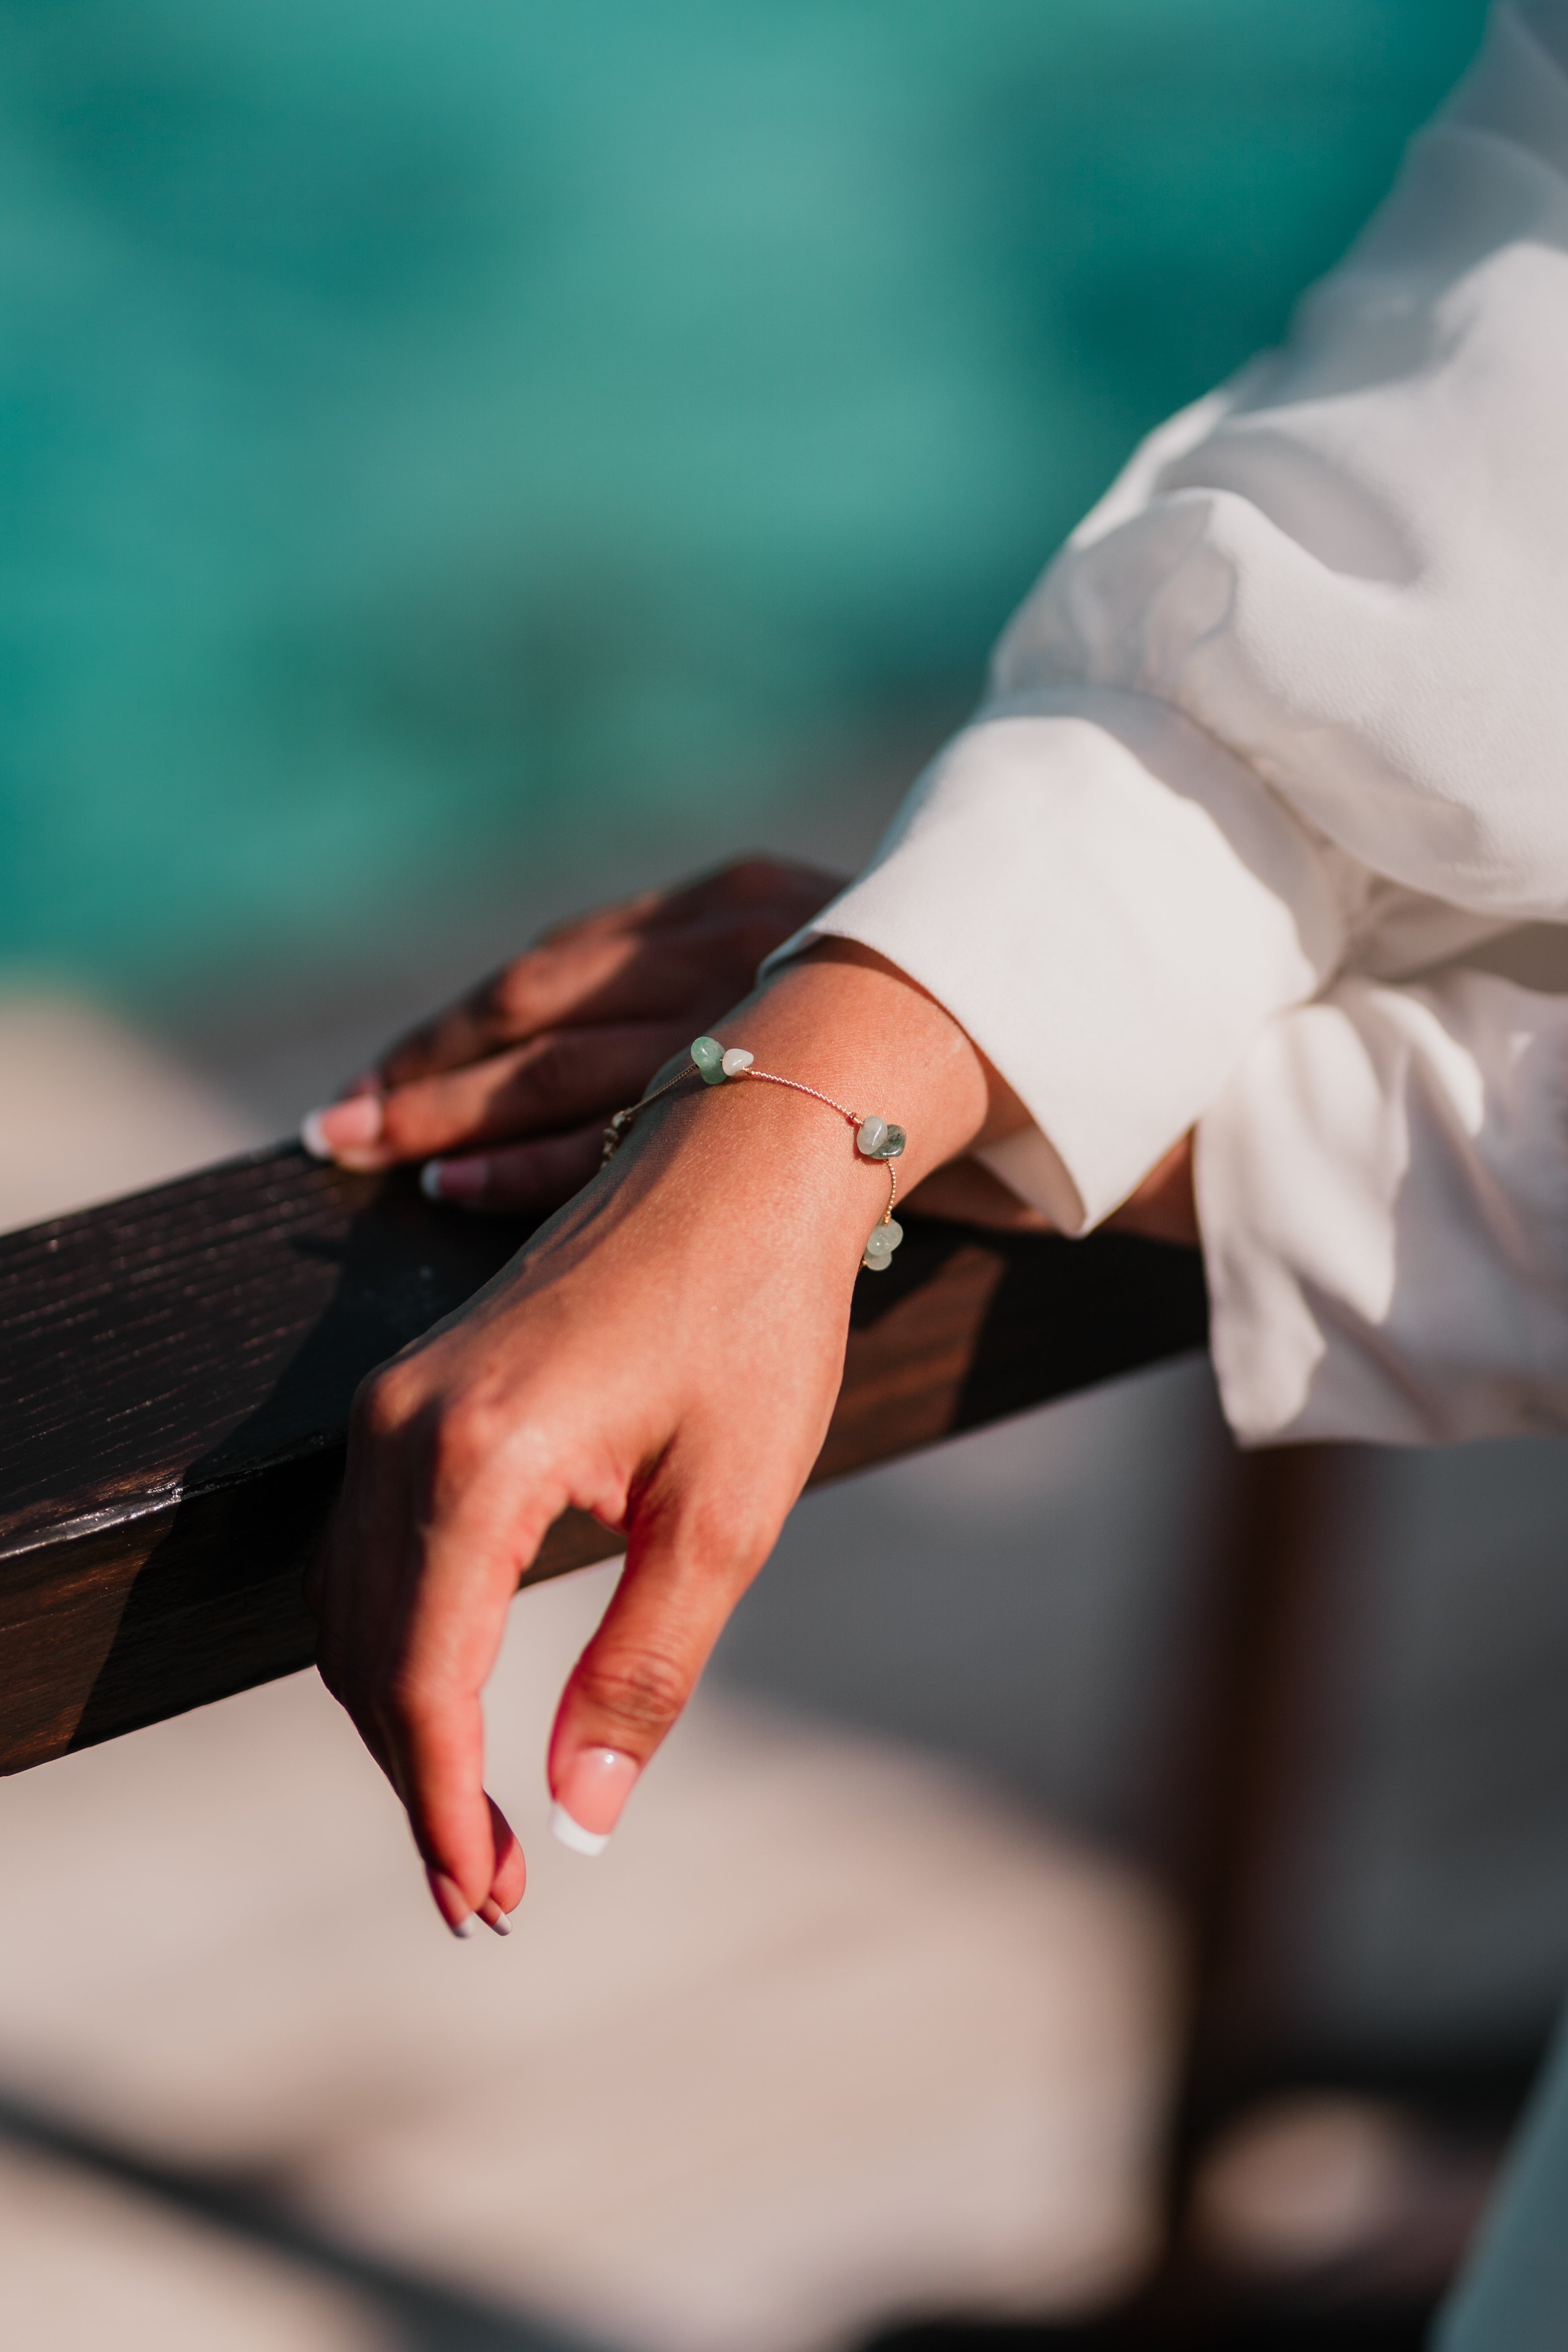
(297, 845), (1197, 1247)
(300, 856), (845, 1215)
(309, 943), (1019, 1936)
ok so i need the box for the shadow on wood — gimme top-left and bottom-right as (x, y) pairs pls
(0, 1145), (1207, 1775)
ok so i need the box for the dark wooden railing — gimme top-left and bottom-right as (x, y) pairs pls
(0, 1143), (1207, 1777)
(0, 1144), (1511, 2338)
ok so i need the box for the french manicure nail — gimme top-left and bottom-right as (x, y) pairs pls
(549, 1746), (639, 1857)
(549, 1803), (609, 1857)
(427, 1868), (476, 1938)
(300, 1095), (384, 1162)
(478, 1900), (513, 1938)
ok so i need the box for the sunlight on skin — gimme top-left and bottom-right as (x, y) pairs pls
(304, 864), (1196, 1933)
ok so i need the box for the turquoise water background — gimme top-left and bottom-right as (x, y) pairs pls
(0, 0), (1488, 1003)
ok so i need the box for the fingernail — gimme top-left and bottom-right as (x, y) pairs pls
(423, 1156), (487, 1206)
(301, 1095), (383, 1162)
(549, 1804), (609, 1856)
(549, 1746), (639, 1856)
(478, 1898), (513, 1937)
(427, 1868), (476, 1938)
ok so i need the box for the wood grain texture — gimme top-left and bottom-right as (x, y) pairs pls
(0, 1145), (1208, 1774)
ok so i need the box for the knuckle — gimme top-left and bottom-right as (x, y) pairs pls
(679, 1494), (781, 1587)
(426, 1396), (497, 1487)
(427, 967), (523, 1055)
(352, 1363), (418, 1446)
(517, 1030), (581, 1119)
(374, 1087), (426, 1155)
(490, 950), (558, 1028)
(577, 1646), (691, 1735)
(427, 1391), (554, 1500)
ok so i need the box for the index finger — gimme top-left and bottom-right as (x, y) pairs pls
(375, 931), (666, 1090)
(371, 909), (803, 1089)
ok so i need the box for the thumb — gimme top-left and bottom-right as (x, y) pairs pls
(545, 1490), (772, 1854)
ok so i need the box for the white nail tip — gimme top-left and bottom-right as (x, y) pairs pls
(300, 1110), (333, 1161)
(549, 1802), (610, 1857)
(419, 1161), (444, 1201)
(486, 1911), (513, 1937)
(450, 1914), (477, 1939)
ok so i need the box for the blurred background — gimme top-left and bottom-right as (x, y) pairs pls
(0, 0), (1493, 1042)
(11, 1), (1568, 2347)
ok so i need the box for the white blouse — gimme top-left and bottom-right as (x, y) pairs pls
(774, 0), (1568, 1449)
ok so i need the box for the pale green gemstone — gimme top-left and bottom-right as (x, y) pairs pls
(861, 1216), (905, 1271)
(857, 1120), (906, 1161)
(690, 1035), (727, 1086)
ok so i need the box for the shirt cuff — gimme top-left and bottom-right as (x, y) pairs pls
(1196, 972), (1568, 1447)
(763, 686), (1348, 1231)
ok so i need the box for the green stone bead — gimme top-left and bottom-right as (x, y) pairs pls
(858, 1117), (906, 1160)
(689, 1035), (727, 1086)
(861, 1215), (905, 1273)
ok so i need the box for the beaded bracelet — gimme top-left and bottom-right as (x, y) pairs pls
(601, 1034), (907, 1271)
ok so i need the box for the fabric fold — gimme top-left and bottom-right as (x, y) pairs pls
(766, 687), (1349, 1231)
(1196, 971), (1568, 1446)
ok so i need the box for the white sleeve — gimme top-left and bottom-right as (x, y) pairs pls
(769, 2), (1568, 1230)
(996, 0), (1568, 920)
(1196, 969), (1568, 1448)
(776, 688), (1352, 1233)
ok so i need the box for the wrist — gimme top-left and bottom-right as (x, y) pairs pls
(614, 1058), (905, 1280)
(704, 939), (1007, 1184)
(566, 939), (1023, 1290)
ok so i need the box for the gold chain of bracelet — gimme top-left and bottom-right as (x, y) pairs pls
(600, 1038), (904, 1267)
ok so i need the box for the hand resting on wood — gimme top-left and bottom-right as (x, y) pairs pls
(304, 867), (1195, 1937)
(300, 853), (1195, 1241)
(303, 856), (846, 1214)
